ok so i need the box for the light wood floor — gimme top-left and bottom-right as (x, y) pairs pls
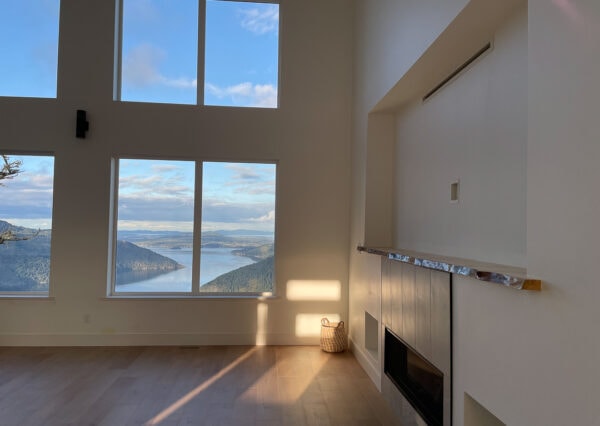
(0, 346), (401, 426)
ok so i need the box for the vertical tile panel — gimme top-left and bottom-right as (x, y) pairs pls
(430, 270), (451, 376)
(389, 261), (403, 337)
(415, 267), (432, 360)
(381, 258), (391, 328)
(401, 264), (416, 347)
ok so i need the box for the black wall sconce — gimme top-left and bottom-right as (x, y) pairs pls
(76, 109), (89, 139)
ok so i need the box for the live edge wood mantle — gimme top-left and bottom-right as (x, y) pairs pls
(357, 246), (541, 291)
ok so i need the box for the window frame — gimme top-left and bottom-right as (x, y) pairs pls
(107, 155), (277, 298)
(114, 0), (281, 108)
(0, 151), (56, 298)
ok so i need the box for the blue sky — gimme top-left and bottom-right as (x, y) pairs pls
(0, 155), (54, 229)
(0, 0), (60, 98)
(121, 0), (279, 107)
(117, 159), (276, 232)
(0, 157), (276, 233)
(0, 0), (279, 106)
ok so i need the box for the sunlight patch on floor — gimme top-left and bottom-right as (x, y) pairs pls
(145, 347), (258, 425)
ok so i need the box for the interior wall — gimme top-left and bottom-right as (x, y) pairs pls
(393, 7), (527, 267)
(0, 0), (353, 345)
(455, 1), (600, 424)
(351, 0), (600, 425)
(349, 0), (469, 389)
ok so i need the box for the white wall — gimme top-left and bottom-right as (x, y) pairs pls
(349, 0), (469, 373)
(0, 0), (353, 346)
(393, 8), (527, 267)
(351, 0), (600, 425)
(455, 1), (600, 424)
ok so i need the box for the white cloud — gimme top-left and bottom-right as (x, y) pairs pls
(250, 210), (275, 223)
(205, 82), (277, 108)
(122, 44), (197, 90)
(239, 5), (279, 35)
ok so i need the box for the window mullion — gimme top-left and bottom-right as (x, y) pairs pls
(191, 161), (203, 293)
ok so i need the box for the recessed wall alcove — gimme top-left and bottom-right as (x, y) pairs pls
(363, 0), (527, 268)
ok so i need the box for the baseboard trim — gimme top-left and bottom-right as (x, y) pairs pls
(0, 332), (320, 347)
(349, 337), (382, 391)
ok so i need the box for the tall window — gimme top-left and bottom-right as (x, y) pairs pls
(204, 0), (279, 108)
(0, 1), (61, 98)
(117, 0), (279, 107)
(111, 158), (276, 295)
(0, 154), (55, 295)
(119, 0), (199, 104)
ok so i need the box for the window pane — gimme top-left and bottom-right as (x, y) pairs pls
(0, 155), (54, 293)
(120, 0), (198, 104)
(204, 1), (279, 108)
(200, 162), (276, 293)
(115, 159), (195, 292)
(0, 1), (60, 98)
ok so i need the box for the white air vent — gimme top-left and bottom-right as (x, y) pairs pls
(423, 42), (492, 102)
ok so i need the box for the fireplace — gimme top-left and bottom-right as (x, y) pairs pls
(380, 261), (451, 425)
(385, 328), (444, 426)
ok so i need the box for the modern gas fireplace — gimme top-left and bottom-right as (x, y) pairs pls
(379, 261), (451, 425)
(385, 328), (444, 426)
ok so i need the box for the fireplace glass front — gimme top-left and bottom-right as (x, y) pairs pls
(384, 328), (444, 426)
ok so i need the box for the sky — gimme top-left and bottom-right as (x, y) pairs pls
(1, 156), (276, 233)
(0, 0), (60, 98)
(122, 0), (279, 107)
(0, 0), (279, 107)
(0, 155), (55, 229)
(117, 159), (276, 232)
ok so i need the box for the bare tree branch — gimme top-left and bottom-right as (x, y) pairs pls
(1, 154), (22, 185)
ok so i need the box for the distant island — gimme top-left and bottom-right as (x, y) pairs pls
(115, 240), (184, 285)
(201, 256), (273, 292)
(0, 220), (274, 293)
(0, 220), (51, 291)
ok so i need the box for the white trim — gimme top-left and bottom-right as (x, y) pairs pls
(349, 337), (382, 391)
(0, 332), (318, 347)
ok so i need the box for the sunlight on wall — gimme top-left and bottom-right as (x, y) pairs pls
(286, 280), (342, 301)
(295, 313), (341, 337)
(256, 302), (268, 345)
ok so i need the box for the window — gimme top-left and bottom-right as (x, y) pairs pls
(0, 1), (61, 98)
(117, 0), (279, 107)
(119, 0), (199, 104)
(0, 154), (55, 295)
(204, 0), (279, 108)
(111, 158), (276, 295)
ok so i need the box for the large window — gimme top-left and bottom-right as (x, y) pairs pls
(204, 0), (279, 108)
(111, 158), (276, 295)
(0, 154), (55, 295)
(0, 1), (61, 98)
(118, 0), (279, 107)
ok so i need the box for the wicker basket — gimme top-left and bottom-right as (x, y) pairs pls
(320, 318), (347, 353)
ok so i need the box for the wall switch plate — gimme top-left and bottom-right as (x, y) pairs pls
(450, 180), (459, 203)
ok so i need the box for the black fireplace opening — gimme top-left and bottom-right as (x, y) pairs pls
(384, 328), (444, 426)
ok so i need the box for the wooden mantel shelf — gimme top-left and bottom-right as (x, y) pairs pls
(357, 246), (541, 291)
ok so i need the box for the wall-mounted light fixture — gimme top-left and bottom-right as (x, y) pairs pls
(76, 109), (89, 139)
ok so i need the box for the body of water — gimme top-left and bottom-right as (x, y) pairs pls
(115, 247), (255, 292)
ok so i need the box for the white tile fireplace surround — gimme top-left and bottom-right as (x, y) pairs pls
(357, 246), (540, 425)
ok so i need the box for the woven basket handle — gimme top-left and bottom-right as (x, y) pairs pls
(336, 321), (344, 329)
(321, 318), (330, 326)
